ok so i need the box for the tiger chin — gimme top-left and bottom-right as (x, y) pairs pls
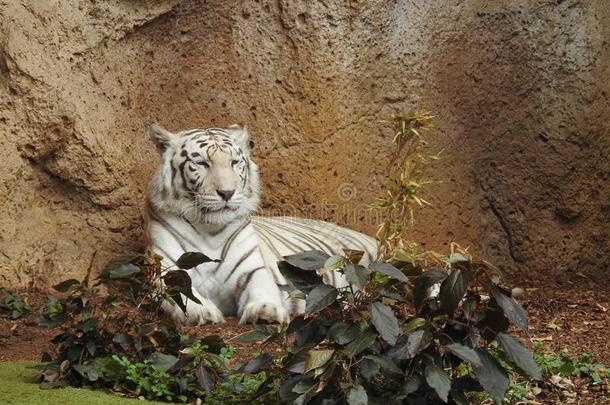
(145, 123), (377, 325)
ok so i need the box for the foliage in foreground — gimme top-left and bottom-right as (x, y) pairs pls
(35, 111), (547, 404)
(248, 248), (541, 404)
(37, 252), (275, 403)
(36, 246), (542, 404)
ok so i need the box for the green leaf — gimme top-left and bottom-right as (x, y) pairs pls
(360, 358), (380, 381)
(230, 329), (272, 343)
(52, 279), (81, 292)
(491, 285), (528, 333)
(149, 352), (179, 372)
(199, 335), (225, 354)
(345, 328), (378, 355)
(195, 364), (215, 393)
(447, 252), (469, 264)
(324, 255), (346, 272)
(328, 322), (360, 345)
(305, 285), (337, 313)
(369, 302), (399, 345)
(237, 353), (273, 374)
(304, 349), (334, 373)
(497, 332), (542, 380)
(345, 263), (369, 288)
(73, 363), (99, 382)
(108, 263), (140, 279)
(404, 375), (421, 394)
(163, 270), (202, 305)
(176, 252), (218, 269)
(285, 250), (330, 271)
(404, 317), (426, 332)
(85, 339), (97, 356)
(406, 328), (433, 358)
(444, 343), (482, 367)
(102, 255), (143, 279)
(363, 355), (403, 374)
(284, 348), (309, 374)
(368, 262), (408, 282)
(480, 301), (510, 341)
(413, 269), (448, 310)
(347, 384), (368, 405)
(439, 269), (468, 315)
(76, 318), (98, 332)
(472, 349), (510, 405)
(425, 363), (451, 402)
(278, 261), (324, 293)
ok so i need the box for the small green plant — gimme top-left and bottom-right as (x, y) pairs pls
(250, 247), (541, 404)
(375, 111), (437, 260)
(0, 291), (32, 319)
(204, 372), (278, 405)
(219, 346), (237, 365)
(532, 343), (610, 384)
(113, 355), (192, 402)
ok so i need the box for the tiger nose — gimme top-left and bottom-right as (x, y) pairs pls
(216, 189), (235, 201)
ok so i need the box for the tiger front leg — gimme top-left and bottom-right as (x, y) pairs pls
(161, 289), (225, 325)
(236, 268), (289, 324)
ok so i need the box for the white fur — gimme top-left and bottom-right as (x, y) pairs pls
(145, 123), (377, 325)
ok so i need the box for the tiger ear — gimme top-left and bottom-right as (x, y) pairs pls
(227, 123), (252, 153)
(149, 123), (174, 153)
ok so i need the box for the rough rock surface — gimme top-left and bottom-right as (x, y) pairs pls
(0, 0), (607, 288)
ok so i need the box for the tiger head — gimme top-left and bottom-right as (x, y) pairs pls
(147, 123), (260, 225)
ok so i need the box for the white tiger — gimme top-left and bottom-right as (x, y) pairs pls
(146, 123), (376, 325)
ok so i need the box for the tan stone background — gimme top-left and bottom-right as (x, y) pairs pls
(0, 0), (608, 288)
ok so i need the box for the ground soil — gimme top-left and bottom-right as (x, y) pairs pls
(1, 278), (609, 403)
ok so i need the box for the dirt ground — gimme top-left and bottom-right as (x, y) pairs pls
(1, 275), (609, 403)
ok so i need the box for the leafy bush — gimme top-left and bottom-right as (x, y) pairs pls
(242, 247), (541, 404)
(38, 252), (274, 403)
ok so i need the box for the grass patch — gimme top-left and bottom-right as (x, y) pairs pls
(0, 361), (163, 405)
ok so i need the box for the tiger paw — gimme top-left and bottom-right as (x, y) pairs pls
(238, 301), (289, 324)
(162, 299), (225, 325)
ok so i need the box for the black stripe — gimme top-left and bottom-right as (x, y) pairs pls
(236, 267), (264, 301)
(252, 225), (283, 259)
(208, 224), (228, 236)
(149, 209), (201, 251)
(267, 220), (336, 254)
(280, 218), (373, 260)
(253, 221), (309, 253)
(149, 212), (189, 252)
(223, 246), (256, 281)
(214, 219), (251, 272)
(263, 218), (338, 253)
(178, 158), (193, 194)
(249, 228), (282, 284)
(181, 129), (206, 136)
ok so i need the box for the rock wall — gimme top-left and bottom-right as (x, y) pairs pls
(0, 0), (607, 288)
